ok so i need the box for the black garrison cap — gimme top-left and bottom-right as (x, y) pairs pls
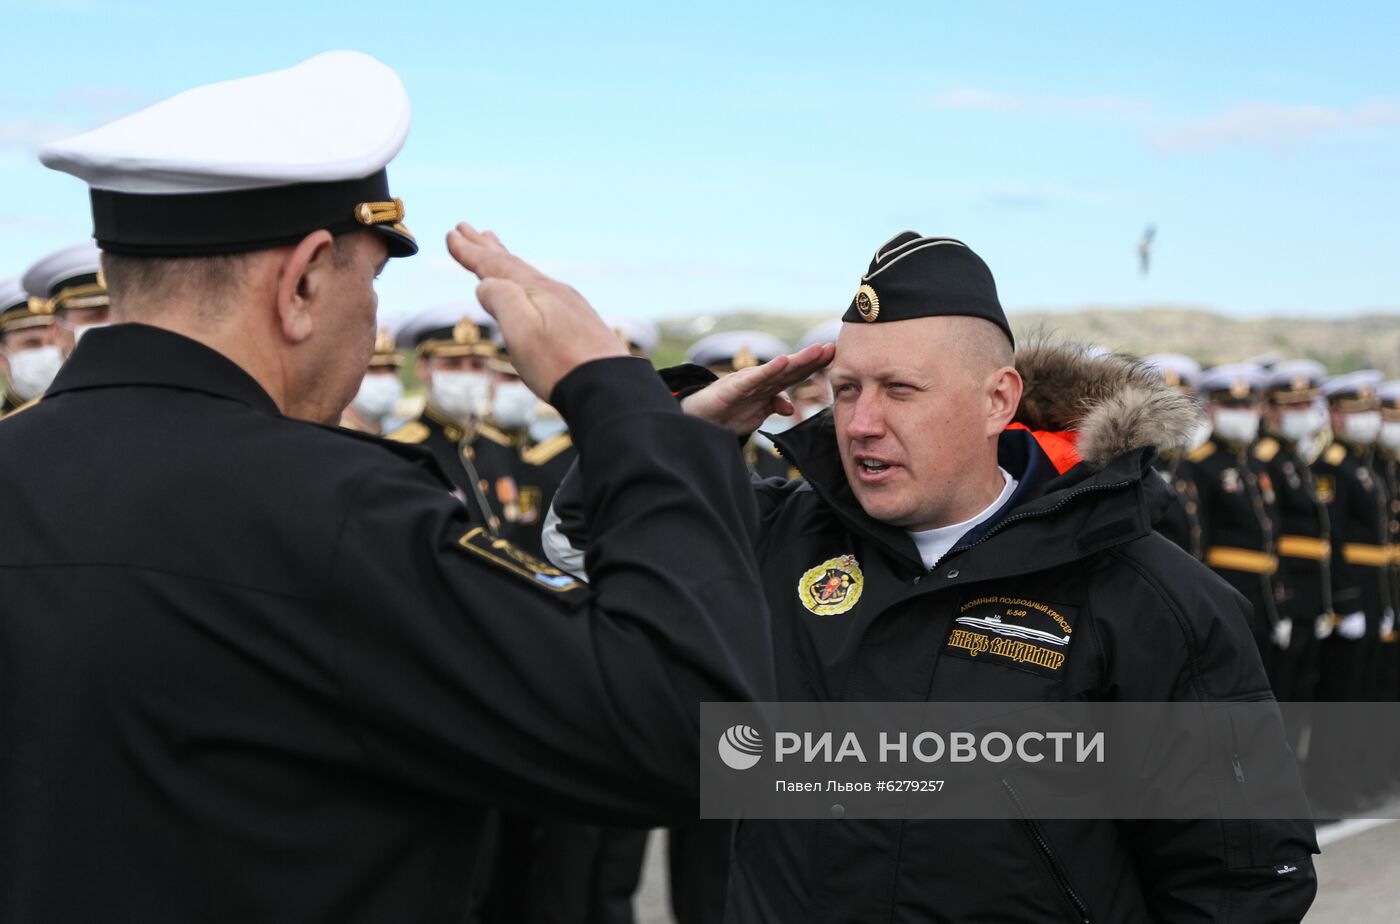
(843, 232), (1013, 348)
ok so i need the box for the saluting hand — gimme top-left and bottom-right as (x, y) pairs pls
(681, 343), (836, 436)
(446, 222), (627, 399)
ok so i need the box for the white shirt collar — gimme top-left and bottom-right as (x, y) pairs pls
(907, 467), (1018, 571)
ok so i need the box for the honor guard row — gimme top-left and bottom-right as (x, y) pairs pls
(0, 50), (775, 924)
(1140, 353), (1400, 811)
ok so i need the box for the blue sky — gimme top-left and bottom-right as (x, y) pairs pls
(3, 0), (1398, 327)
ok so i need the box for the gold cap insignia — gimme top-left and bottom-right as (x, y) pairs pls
(855, 284), (880, 322)
(1359, 384), (1375, 400)
(733, 345), (758, 370)
(1162, 369), (1180, 387)
(373, 326), (396, 355)
(1292, 374), (1309, 392)
(1229, 378), (1251, 400)
(354, 198), (406, 226)
(453, 318), (481, 345)
(26, 295), (54, 316)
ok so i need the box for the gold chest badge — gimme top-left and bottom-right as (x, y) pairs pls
(798, 554), (865, 615)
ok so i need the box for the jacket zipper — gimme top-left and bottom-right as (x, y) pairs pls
(1002, 780), (1092, 923)
(948, 479), (1136, 558)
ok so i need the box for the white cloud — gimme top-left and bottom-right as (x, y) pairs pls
(0, 119), (78, 152)
(1150, 100), (1400, 153)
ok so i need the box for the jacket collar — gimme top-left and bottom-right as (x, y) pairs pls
(46, 322), (280, 416)
(770, 409), (1156, 577)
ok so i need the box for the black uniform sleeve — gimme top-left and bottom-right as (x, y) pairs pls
(328, 357), (775, 825)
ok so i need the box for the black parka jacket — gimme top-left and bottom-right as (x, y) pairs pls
(547, 344), (1319, 923)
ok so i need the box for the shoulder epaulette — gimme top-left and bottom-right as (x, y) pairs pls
(1252, 437), (1280, 463)
(0, 396), (41, 422)
(1324, 442), (1347, 466)
(520, 432), (573, 466)
(475, 422), (514, 447)
(1187, 441), (1216, 464)
(385, 420), (430, 444)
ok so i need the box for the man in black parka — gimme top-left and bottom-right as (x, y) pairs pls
(547, 233), (1319, 923)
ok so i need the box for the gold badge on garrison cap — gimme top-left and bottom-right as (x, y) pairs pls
(452, 318), (482, 345)
(855, 284), (880, 322)
(798, 554), (865, 615)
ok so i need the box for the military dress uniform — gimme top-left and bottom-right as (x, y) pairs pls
(2, 51), (775, 924)
(470, 419), (577, 559)
(1256, 361), (1334, 706)
(1188, 365), (1293, 689)
(1314, 373), (1394, 702)
(1381, 381), (1400, 637)
(386, 316), (499, 528)
(1142, 353), (1205, 559)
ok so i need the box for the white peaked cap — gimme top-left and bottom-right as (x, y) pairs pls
(38, 51), (416, 258)
(41, 51), (410, 194)
(23, 242), (104, 299)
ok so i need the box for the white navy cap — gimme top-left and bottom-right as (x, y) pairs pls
(1, 276), (38, 331)
(1199, 363), (1267, 402)
(797, 318), (842, 351)
(395, 302), (498, 357)
(1265, 359), (1327, 404)
(608, 317), (660, 357)
(1, 275), (55, 334)
(1141, 353), (1201, 389)
(22, 242), (107, 313)
(39, 51), (416, 258)
(1377, 380), (1400, 417)
(686, 330), (789, 372)
(1322, 369), (1383, 408)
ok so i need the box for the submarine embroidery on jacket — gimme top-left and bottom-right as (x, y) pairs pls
(944, 595), (1078, 679)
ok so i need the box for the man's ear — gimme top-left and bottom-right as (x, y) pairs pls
(274, 230), (336, 345)
(986, 367), (1023, 438)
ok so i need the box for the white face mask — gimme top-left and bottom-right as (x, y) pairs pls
(528, 414), (568, 443)
(70, 322), (111, 347)
(430, 370), (490, 422)
(490, 381), (539, 430)
(1212, 407), (1261, 445)
(351, 373), (403, 422)
(1381, 420), (1400, 452)
(6, 344), (64, 401)
(1278, 408), (1321, 443)
(1341, 411), (1382, 445)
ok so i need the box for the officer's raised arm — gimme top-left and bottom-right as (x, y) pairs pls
(325, 224), (779, 822)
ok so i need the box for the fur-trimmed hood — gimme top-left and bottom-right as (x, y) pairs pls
(1013, 339), (1204, 471)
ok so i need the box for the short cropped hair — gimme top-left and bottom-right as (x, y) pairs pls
(101, 234), (357, 319)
